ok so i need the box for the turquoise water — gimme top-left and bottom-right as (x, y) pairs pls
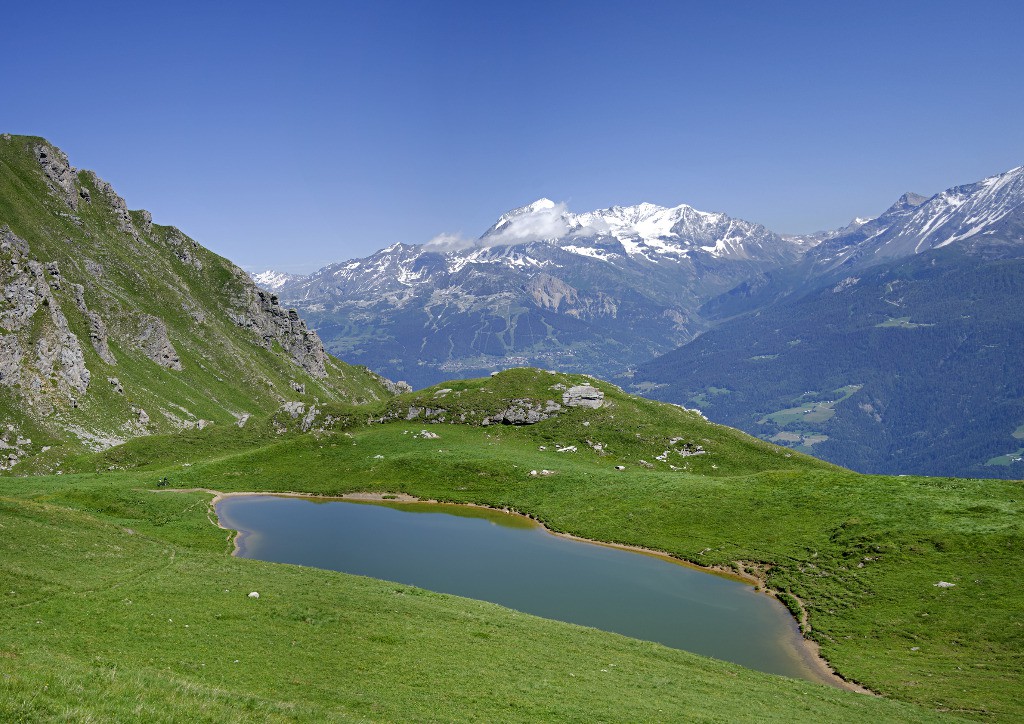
(217, 495), (831, 684)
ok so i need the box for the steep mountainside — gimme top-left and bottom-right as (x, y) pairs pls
(0, 134), (390, 470)
(270, 198), (809, 387)
(631, 166), (1024, 478)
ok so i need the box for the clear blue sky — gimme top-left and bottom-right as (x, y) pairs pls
(4, 1), (1023, 272)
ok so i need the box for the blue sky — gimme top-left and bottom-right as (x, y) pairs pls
(4, 1), (1023, 272)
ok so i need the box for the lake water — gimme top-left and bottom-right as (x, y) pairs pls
(216, 494), (833, 685)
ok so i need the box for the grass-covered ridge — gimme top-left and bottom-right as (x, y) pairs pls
(0, 133), (390, 471)
(2, 368), (1021, 720)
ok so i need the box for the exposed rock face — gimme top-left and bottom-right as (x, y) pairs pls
(1, 227), (29, 256)
(35, 322), (90, 396)
(281, 401), (305, 418)
(0, 335), (23, 386)
(87, 312), (117, 364)
(84, 171), (139, 240)
(562, 384), (604, 408)
(232, 286), (327, 378)
(35, 144), (79, 210)
(1, 233), (90, 399)
(70, 282), (116, 364)
(139, 210), (154, 234)
(527, 273), (578, 312)
(300, 405), (318, 432)
(165, 228), (203, 270)
(136, 314), (182, 370)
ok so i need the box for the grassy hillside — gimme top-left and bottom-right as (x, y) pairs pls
(0, 134), (390, 471)
(2, 369), (1021, 720)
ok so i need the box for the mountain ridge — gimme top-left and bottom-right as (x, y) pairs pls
(0, 134), (391, 471)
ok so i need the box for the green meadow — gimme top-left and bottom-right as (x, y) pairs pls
(2, 370), (1021, 720)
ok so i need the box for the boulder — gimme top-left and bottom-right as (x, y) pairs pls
(562, 384), (604, 409)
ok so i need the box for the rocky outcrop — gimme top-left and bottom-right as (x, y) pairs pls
(165, 228), (203, 270)
(380, 377), (413, 395)
(87, 312), (116, 365)
(35, 321), (90, 396)
(232, 286), (327, 378)
(1, 234), (90, 399)
(482, 398), (562, 425)
(70, 283), (116, 365)
(84, 171), (139, 240)
(0, 335), (23, 387)
(280, 401), (305, 418)
(136, 314), (182, 371)
(35, 144), (80, 210)
(562, 384), (604, 408)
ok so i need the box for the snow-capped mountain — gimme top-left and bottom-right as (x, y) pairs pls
(632, 165), (1024, 479)
(273, 165), (1023, 390)
(809, 166), (1024, 274)
(470, 197), (801, 263)
(251, 269), (303, 291)
(274, 198), (809, 387)
(702, 166), (1024, 321)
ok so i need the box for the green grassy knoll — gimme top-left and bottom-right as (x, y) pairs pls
(2, 369), (1020, 719)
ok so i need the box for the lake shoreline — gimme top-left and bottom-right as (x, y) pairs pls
(164, 487), (873, 695)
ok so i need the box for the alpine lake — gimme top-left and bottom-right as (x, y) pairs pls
(216, 494), (836, 686)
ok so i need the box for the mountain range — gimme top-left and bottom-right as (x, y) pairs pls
(259, 166), (1024, 478)
(260, 197), (810, 387)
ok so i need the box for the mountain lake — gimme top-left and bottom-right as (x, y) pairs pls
(216, 494), (837, 686)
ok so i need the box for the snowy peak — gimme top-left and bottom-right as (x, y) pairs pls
(251, 269), (300, 290)
(812, 164), (1024, 272)
(475, 198), (797, 264)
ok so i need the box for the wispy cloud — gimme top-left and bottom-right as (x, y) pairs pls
(424, 232), (475, 252)
(425, 201), (580, 251)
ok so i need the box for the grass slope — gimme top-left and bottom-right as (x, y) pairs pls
(3, 369), (1020, 719)
(0, 490), (943, 723)
(0, 134), (389, 469)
